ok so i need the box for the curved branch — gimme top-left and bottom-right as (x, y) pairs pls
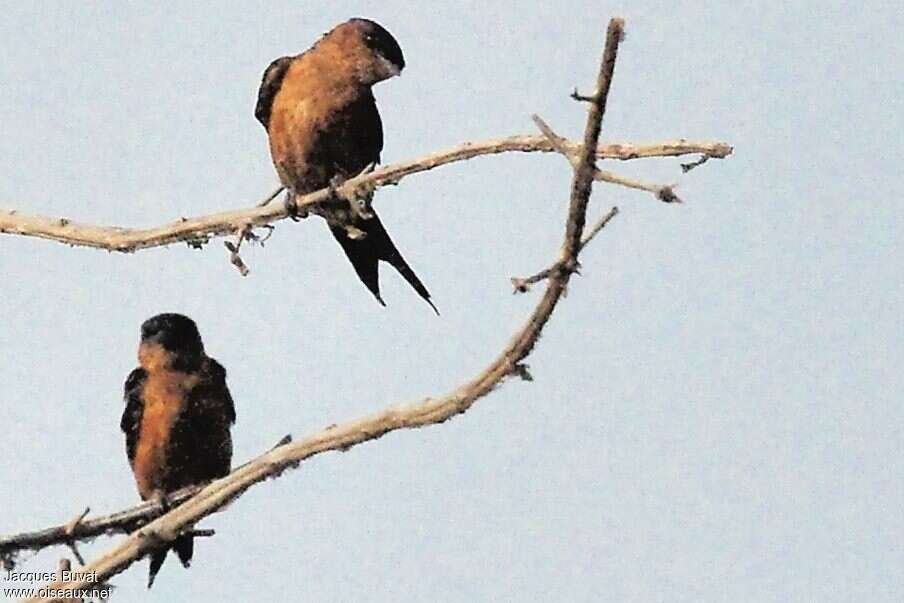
(0, 137), (730, 252)
(18, 17), (630, 602)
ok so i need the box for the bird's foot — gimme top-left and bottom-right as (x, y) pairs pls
(343, 224), (368, 240)
(328, 173), (375, 221)
(349, 191), (375, 221)
(321, 211), (367, 240)
(283, 190), (307, 221)
(349, 163), (378, 219)
(154, 492), (172, 513)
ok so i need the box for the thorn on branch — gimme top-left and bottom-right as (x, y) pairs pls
(64, 507), (90, 537)
(570, 88), (597, 103)
(271, 434), (293, 449)
(256, 186), (285, 207)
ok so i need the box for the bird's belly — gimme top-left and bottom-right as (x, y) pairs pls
(269, 105), (335, 193)
(132, 373), (197, 499)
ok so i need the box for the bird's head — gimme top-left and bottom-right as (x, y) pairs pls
(139, 313), (204, 365)
(328, 18), (405, 85)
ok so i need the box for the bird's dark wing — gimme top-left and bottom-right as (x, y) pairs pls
(121, 367), (147, 466)
(163, 357), (235, 493)
(255, 56), (293, 130)
(323, 91), (438, 312)
(197, 357), (236, 426)
(320, 88), (383, 174)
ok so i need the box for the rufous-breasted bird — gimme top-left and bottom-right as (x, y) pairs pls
(255, 18), (437, 313)
(120, 313), (235, 587)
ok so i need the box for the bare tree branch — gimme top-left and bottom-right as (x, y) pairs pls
(511, 206), (620, 293)
(2, 18), (733, 601)
(0, 137), (730, 253)
(0, 488), (202, 568)
(11, 17), (635, 602)
(531, 114), (682, 203)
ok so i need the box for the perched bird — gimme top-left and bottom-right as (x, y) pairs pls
(255, 18), (437, 313)
(120, 313), (236, 588)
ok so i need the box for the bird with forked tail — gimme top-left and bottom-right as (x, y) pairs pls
(255, 18), (438, 313)
(120, 313), (235, 587)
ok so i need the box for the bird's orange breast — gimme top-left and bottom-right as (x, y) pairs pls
(132, 345), (200, 500)
(268, 55), (361, 193)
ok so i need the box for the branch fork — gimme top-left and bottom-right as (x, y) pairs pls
(0, 18), (735, 602)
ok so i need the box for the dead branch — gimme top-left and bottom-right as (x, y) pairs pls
(0, 137), (730, 253)
(0, 434), (294, 564)
(0, 487), (202, 568)
(511, 206), (620, 293)
(532, 114), (682, 203)
(14, 17), (636, 602)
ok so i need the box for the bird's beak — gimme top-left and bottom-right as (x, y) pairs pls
(378, 56), (403, 78)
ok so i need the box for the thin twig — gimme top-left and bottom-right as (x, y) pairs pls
(223, 224), (253, 276)
(65, 543), (85, 567)
(63, 508), (90, 538)
(22, 17), (630, 602)
(255, 187), (284, 207)
(0, 486), (202, 567)
(0, 137), (730, 253)
(532, 114), (681, 202)
(0, 435), (293, 562)
(681, 154), (711, 172)
(595, 170), (682, 203)
(512, 206), (620, 293)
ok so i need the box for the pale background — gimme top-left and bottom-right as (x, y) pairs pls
(1, 2), (901, 602)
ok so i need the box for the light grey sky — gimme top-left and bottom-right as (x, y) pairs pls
(1, 2), (901, 601)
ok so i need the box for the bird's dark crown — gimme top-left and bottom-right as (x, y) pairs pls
(349, 18), (405, 71)
(140, 313), (204, 356)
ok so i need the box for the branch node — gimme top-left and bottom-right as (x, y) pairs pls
(185, 236), (209, 249)
(510, 277), (531, 294)
(531, 114), (575, 166)
(513, 363), (534, 382)
(656, 186), (682, 203)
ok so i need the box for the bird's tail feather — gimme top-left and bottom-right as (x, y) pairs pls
(147, 533), (194, 588)
(329, 211), (438, 314)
